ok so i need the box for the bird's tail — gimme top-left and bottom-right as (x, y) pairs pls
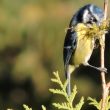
(65, 65), (75, 96)
(65, 68), (71, 96)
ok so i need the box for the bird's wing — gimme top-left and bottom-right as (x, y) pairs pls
(63, 29), (77, 67)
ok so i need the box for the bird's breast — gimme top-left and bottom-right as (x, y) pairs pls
(71, 36), (94, 66)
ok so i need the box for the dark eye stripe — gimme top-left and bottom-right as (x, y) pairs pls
(91, 17), (97, 22)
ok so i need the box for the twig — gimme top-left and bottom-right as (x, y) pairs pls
(100, 0), (109, 110)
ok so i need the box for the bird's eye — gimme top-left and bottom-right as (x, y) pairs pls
(91, 17), (93, 21)
(90, 17), (97, 23)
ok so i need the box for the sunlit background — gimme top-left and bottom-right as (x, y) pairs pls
(0, 0), (110, 110)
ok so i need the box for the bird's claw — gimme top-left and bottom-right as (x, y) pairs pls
(98, 67), (107, 73)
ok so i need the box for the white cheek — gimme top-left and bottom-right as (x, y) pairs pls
(83, 10), (89, 23)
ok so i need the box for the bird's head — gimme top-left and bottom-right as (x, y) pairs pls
(71, 4), (104, 26)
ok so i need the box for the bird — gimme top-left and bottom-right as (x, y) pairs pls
(63, 4), (107, 95)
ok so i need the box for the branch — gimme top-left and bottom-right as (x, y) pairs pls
(100, 0), (109, 110)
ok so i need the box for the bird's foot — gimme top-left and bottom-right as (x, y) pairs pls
(97, 67), (107, 73)
(83, 63), (107, 73)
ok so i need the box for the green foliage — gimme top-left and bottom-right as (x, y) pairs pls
(22, 104), (47, 110)
(49, 71), (84, 110)
(23, 104), (32, 110)
(88, 96), (110, 110)
(7, 72), (110, 110)
(88, 97), (101, 110)
(42, 105), (47, 110)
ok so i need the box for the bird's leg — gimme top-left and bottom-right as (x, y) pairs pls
(83, 63), (107, 73)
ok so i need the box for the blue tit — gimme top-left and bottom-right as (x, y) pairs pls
(63, 4), (107, 95)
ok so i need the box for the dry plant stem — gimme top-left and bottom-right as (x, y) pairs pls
(100, 39), (107, 110)
(100, 0), (109, 110)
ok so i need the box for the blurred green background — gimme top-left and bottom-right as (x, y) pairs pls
(0, 0), (110, 110)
